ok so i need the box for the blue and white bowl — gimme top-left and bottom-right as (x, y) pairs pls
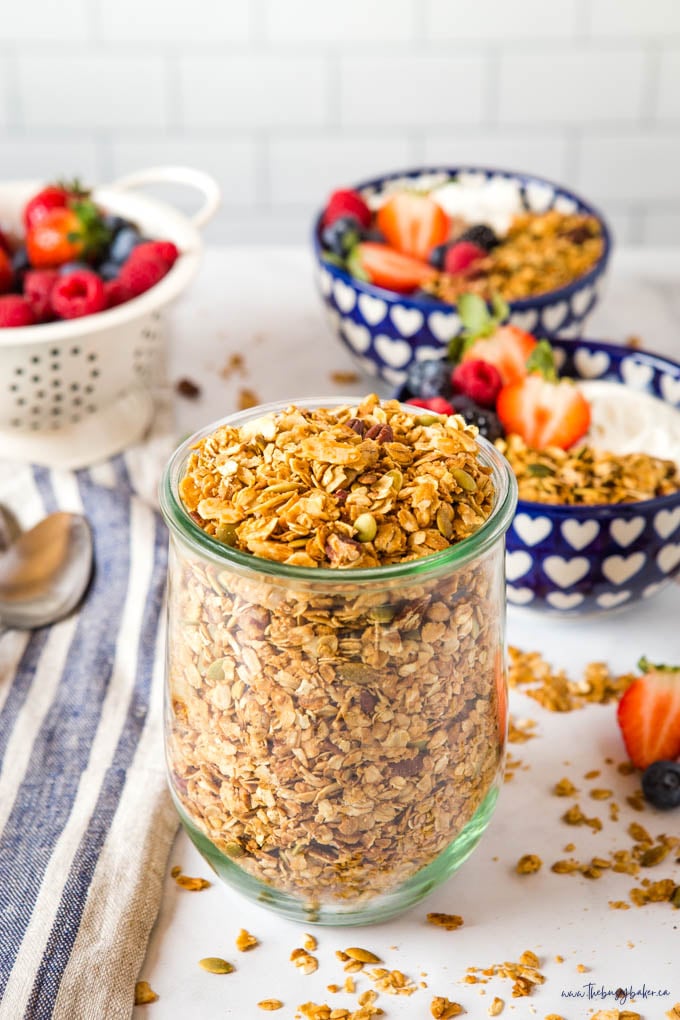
(313, 166), (612, 388)
(506, 339), (680, 616)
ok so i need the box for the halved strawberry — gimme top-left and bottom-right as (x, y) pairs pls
(376, 191), (449, 261)
(461, 325), (537, 387)
(617, 660), (680, 770)
(354, 242), (437, 293)
(496, 374), (591, 449)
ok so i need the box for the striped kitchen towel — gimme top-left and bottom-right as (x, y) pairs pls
(0, 454), (178, 1020)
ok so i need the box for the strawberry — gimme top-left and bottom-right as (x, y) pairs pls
(26, 200), (111, 269)
(0, 228), (11, 254)
(617, 659), (680, 770)
(0, 295), (37, 327)
(451, 359), (502, 408)
(51, 270), (106, 319)
(24, 269), (59, 322)
(461, 325), (537, 387)
(406, 396), (455, 416)
(0, 249), (13, 294)
(496, 373), (591, 449)
(443, 241), (486, 275)
(353, 242), (437, 293)
(322, 189), (371, 229)
(376, 191), (449, 261)
(23, 179), (89, 231)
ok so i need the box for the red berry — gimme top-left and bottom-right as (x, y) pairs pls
(0, 295), (37, 327)
(103, 279), (130, 309)
(451, 358), (503, 409)
(51, 270), (106, 319)
(23, 185), (70, 231)
(443, 241), (486, 275)
(24, 269), (59, 322)
(118, 256), (168, 298)
(496, 375), (591, 450)
(129, 240), (179, 269)
(617, 660), (680, 770)
(0, 228), (11, 254)
(322, 188), (371, 229)
(0, 249), (13, 294)
(376, 191), (450, 261)
(406, 396), (455, 416)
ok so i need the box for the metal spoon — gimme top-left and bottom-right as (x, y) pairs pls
(0, 512), (93, 632)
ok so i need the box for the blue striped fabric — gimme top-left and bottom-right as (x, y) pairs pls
(0, 456), (176, 1020)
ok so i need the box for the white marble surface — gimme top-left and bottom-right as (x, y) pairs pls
(135, 247), (680, 1019)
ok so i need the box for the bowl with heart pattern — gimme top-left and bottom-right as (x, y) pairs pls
(502, 339), (680, 616)
(313, 166), (611, 387)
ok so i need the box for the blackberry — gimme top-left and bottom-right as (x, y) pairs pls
(405, 359), (451, 400)
(320, 215), (362, 259)
(641, 760), (680, 810)
(456, 224), (499, 252)
(428, 242), (449, 269)
(451, 395), (504, 441)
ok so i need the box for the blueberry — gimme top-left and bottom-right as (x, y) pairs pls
(58, 261), (91, 276)
(456, 224), (499, 252)
(101, 213), (134, 236)
(641, 760), (680, 809)
(98, 261), (120, 281)
(321, 215), (362, 259)
(11, 246), (30, 275)
(411, 288), (439, 303)
(451, 396), (504, 441)
(405, 359), (450, 400)
(109, 226), (144, 264)
(429, 243), (449, 269)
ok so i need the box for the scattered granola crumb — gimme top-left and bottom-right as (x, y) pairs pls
(220, 352), (246, 380)
(172, 870), (211, 891)
(369, 968), (417, 996)
(576, 963), (588, 972)
(618, 761), (636, 775)
(426, 912), (464, 930)
(508, 716), (538, 743)
(175, 377), (201, 399)
(666, 1004), (680, 1019)
(345, 947), (382, 964)
(488, 996), (504, 1016)
(553, 777), (578, 797)
(562, 843), (575, 853)
(516, 854), (542, 875)
(584, 769), (601, 779)
(303, 933), (318, 952)
(290, 948), (319, 975)
(544, 1015), (565, 1020)
(508, 648), (636, 711)
(464, 954), (545, 998)
(590, 788), (613, 800)
(609, 900), (631, 910)
(344, 977), (356, 994)
(431, 996), (465, 1018)
(554, 955), (564, 963)
(258, 1000), (283, 1011)
(626, 790), (646, 812)
(236, 387), (260, 411)
(170, 865), (181, 878)
(198, 957), (234, 975)
(236, 928), (258, 951)
(561, 803), (602, 831)
(134, 980), (159, 1005)
(625, 334), (643, 349)
(330, 370), (361, 386)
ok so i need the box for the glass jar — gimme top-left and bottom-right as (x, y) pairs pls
(160, 399), (518, 925)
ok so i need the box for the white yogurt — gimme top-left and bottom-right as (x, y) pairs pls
(430, 174), (524, 236)
(578, 380), (680, 465)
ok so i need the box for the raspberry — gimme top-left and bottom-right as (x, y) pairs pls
(0, 249), (13, 294)
(118, 255), (168, 298)
(129, 240), (179, 269)
(24, 269), (59, 322)
(443, 241), (486, 275)
(322, 188), (372, 229)
(51, 270), (106, 319)
(103, 279), (130, 309)
(406, 396), (455, 416)
(0, 295), (37, 327)
(451, 358), (502, 408)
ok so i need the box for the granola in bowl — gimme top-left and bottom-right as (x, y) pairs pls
(160, 395), (518, 923)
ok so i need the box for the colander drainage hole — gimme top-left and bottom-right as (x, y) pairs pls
(30, 355), (40, 364)
(70, 346), (81, 356)
(31, 375), (40, 383)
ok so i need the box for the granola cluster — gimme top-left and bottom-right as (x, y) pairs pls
(179, 395), (494, 568)
(496, 434), (680, 505)
(167, 397), (505, 907)
(424, 209), (604, 304)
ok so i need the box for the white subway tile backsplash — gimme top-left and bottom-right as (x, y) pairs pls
(579, 133), (680, 202)
(98, 0), (251, 43)
(498, 47), (646, 125)
(18, 55), (167, 129)
(0, 140), (99, 183)
(588, 0), (680, 38)
(423, 132), (569, 183)
(340, 55), (486, 127)
(0, 0), (92, 41)
(264, 0), (415, 43)
(657, 49), (680, 120)
(268, 135), (413, 206)
(110, 139), (259, 212)
(426, 0), (578, 40)
(180, 56), (329, 128)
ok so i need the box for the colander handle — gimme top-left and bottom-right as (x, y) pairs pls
(108, 166), (221, 229)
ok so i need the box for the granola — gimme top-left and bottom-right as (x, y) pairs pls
(497, 434), (680, 505)
(167, 397), (506, 908)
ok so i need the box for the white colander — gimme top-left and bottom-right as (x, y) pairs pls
(0, 166), (220, 469)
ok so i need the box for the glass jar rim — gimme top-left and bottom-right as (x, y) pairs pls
(159, 396), (519, 583)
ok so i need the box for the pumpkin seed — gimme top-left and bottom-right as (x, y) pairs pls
(199, 957), (234, 975)
(354, 513), (377, 542)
